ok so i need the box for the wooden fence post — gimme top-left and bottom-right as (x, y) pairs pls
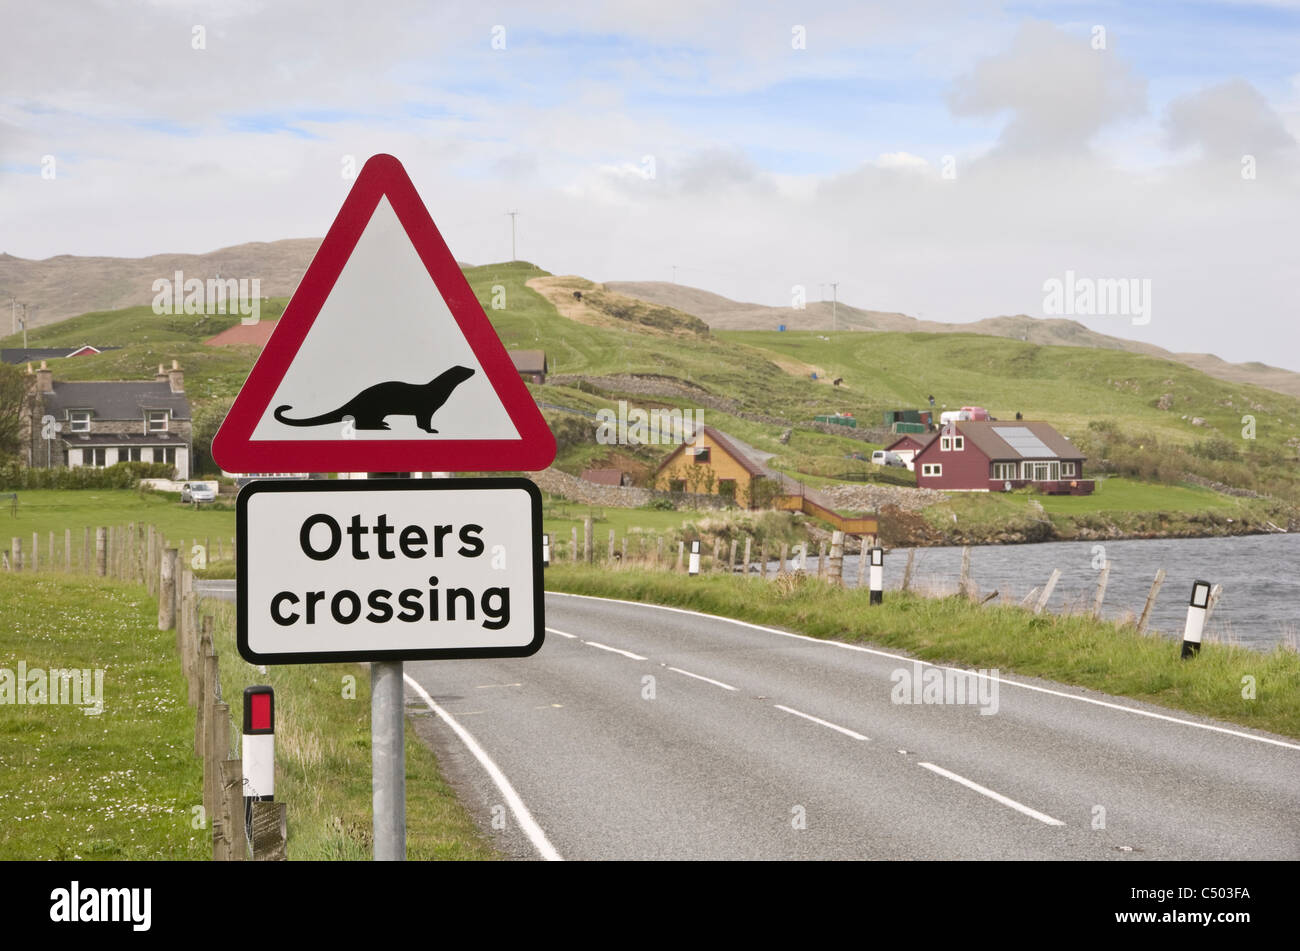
(209, 701), (230, 859)
(728, 539), (738, 574)
(621, 536), (627, 564)
(82, 527), (90, 575)
(10, 537), (20, 572)
(1136, 569), (1165, 635)
(583, 517), (593, 564)
(816, 540), (825, 579)
(570, 527), (578, 563)
(158, 549), (178, 630)
(608, 529), (615, 562)
(742, 537), (751, 576)
(827, 531), (844, 585)
(901, 549), (914, 592)
(1091, 560), (1112, 620)
(31, 532), (38, 572)
(1034, 569), (1061, 615)
(958, 546), (973, 600)
(1205, 584), (1223, 624)
(64, 528), (71, 571)
(251, 801), (288, 861)
(759, 540), (768, 579)
(195, 631), (213, 759)
(712, 539), (721, 572)
(780, 543), (789, 574)
(677, 541), (685, 572)
(220, 759), (246, 861)
(95, 527), (107, 577)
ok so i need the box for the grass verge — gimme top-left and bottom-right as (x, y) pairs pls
(0, 572), (205, 859)
(202, 599), (497, 860)
(544, 565), (1300, 740)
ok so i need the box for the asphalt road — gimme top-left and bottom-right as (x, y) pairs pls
(198, 581), (1300, 860)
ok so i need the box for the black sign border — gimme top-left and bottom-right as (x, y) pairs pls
(236, 477), (545, 664)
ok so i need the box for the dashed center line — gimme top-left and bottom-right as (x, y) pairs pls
(667, 666), (737, 691)
(774, 704), (869, 741)
(545, 628), (577, 639)
(917, 761), (1064, 827)
(584, 640), (648, 661)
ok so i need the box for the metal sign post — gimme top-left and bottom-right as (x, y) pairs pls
(371, 661), (406, 860)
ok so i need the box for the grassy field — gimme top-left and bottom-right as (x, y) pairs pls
(201, 600), (496, 860)
(0, 572), (207, 859)
(0, 568), (497, 860)
(543, 566), (1300, 740)
(5, 260), (1296, 520)
(4, 488), (237, 550)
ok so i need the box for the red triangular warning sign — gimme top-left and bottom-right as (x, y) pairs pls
(212, 154), (557, 474)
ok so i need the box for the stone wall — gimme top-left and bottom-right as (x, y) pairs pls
(528, 466), (733, 511)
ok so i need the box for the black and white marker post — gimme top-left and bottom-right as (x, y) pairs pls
(241, 686), (275, 842)
(542, 532), (551, 568)
(688, 539), (701, 576)
(1181, 579), (1212, 659)
(868, 546), (884, 604)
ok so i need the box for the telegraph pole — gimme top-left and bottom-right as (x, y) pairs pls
(506, 211), (518, 262)
(830, 283), (838, 332)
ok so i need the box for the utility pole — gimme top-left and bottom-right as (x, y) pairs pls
(671, 265), (677, 284)
(830, 282), (838, 332)
(20, 304), (28, 349)
(506, 211), (518, 262)
(10, 298), (15, 336)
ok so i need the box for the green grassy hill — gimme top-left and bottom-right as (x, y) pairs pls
(5, 261), (1298, 517)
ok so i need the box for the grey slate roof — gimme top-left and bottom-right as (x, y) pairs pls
(43, 382), (192, 421)
(2, 346), (118, 364)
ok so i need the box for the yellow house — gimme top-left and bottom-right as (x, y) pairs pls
(654, 426), (772, 508)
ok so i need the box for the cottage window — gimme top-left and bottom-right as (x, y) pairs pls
(126, 447), (143, 462)
(992, 462), (1016, 480)
(158, 447), (176, 465)
(921, 463), (942, 477)
(690, 447), (711, 464)
(69, 410), (91, 433)
(147, 411), (169, 433)
(90, 448), (107, 467)
(939, 436), (964, 451)
(1062, 462), (1076, 477)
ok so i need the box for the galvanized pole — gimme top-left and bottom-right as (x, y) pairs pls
(372, 661), (406, 860)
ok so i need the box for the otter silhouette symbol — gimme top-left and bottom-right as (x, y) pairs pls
(273, 365), (475, 433)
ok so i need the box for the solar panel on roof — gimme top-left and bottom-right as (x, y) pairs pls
(995, 425), (1056, 458)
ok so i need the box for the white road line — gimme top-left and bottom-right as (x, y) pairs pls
(545, 628), (577, 639)
(583, 640), (648, 661)
(917, 761), (1065, 827)
(403, 674), (562, 862)
(774, 704), (869, 741)
(549, 591), (1300, 752)
(667, 666), (737, 691)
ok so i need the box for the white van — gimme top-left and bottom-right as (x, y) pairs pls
(871, 450), (907, 468)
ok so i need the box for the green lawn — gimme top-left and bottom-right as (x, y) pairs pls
(1036, 477), (1249, 514)
(0, 572), (207, 859)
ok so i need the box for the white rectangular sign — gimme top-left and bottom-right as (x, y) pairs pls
(237, 478), (544, 664)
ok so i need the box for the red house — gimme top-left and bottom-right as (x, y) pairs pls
(912, 421), (1094, 495)
(884, 432), (936, 470)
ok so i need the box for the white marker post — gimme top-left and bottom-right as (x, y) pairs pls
(688, 539), (701, 576)
(541, 532), (551, 568)
(1181, 580), (1211, 659)
(241, 686), (275, 845)
(868, 546), (884, 605)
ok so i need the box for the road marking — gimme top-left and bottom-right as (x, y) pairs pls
(917, 761), (1064, 827)
(583, 640), (648, 661)
(545, 628), (577, 639)
(550, 592), (1300, 753)
(403, 674), (562, 862)
(667, 666), (737, 691)
(774, 704), (869, 741)
(476, 683), (522, 689)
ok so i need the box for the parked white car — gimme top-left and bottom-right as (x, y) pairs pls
(181, 482), (216, 503)
(871, 450), (907, 468)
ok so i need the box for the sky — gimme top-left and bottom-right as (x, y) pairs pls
(1, 0), (1298, 369)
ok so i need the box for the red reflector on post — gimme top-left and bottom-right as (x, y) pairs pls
(251, 692), (271, 731)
